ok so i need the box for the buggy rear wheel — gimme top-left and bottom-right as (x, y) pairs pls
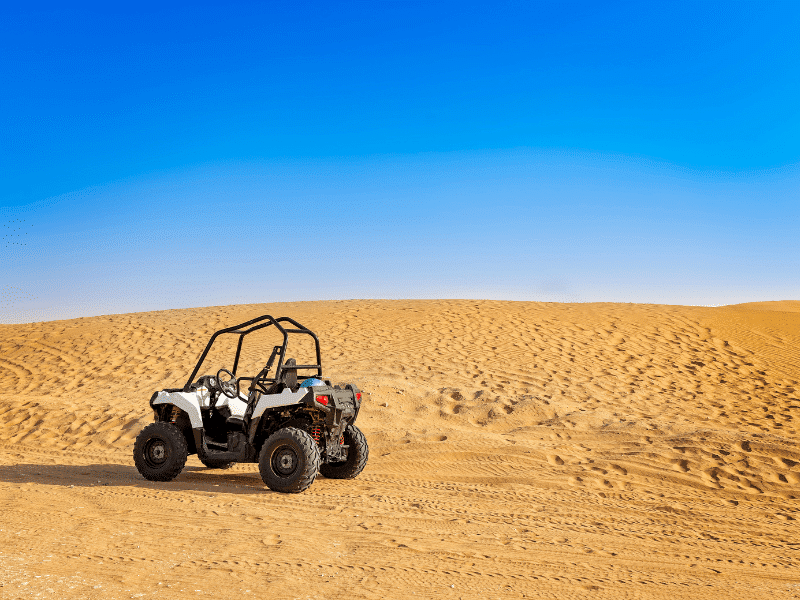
(133, 422), (188, 482)
(258, 427), (320, 493)
(320, 424), (369, 480)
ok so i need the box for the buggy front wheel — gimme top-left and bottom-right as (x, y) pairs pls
(258, 427), (320, 493)
(133, 422), (188, 482)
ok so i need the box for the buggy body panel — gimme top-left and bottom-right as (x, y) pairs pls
(251, 387), (311, 420)
(151, 387), (249, 428)
(151, 391), (204, 428)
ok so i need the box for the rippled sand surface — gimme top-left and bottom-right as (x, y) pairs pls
(1, 300), (798, 599)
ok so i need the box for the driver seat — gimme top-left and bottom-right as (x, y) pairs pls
(264, 358), (298, 395)
(282, 358), (298, 390)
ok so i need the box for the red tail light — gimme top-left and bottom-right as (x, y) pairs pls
(356, 393), (362, 401)
(316, 396), (330, 406)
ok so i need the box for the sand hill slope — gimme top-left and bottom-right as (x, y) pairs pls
(0, 300), (798, 599)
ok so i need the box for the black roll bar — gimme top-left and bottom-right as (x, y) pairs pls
(182, 315), (322, 392)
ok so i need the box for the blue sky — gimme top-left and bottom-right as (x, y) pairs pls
(1, 1), (799, 322)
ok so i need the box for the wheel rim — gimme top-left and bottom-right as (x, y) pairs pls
(272, 445), (299, 477)
(143, 438), (169, 469)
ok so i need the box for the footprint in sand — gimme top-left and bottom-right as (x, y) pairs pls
(262, 534), (282, 546)
(673, 459), (690, 473)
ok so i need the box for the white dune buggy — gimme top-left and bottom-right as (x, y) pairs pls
(133, 315), (368, 493)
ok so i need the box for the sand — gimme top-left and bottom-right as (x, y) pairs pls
(0, 299), (798, 599)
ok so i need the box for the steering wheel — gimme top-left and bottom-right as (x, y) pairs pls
(216, 368), (239, 399)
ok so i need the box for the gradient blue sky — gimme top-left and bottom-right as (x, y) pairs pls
(2, 1), (799, 322)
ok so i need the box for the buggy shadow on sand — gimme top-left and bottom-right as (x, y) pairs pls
(133, 315), (368, 493)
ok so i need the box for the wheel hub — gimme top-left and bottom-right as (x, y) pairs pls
(146, 440), (168, 465)
(274, 447), (298, 476)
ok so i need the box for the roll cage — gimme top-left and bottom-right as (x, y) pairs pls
(183, 315), (322, 393)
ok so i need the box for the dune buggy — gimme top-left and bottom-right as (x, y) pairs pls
(133, 315), (368, 493)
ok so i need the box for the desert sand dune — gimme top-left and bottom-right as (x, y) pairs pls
(0, 300), (798, 599)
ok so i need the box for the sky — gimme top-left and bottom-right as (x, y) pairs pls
(1, 1), (799, 323)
